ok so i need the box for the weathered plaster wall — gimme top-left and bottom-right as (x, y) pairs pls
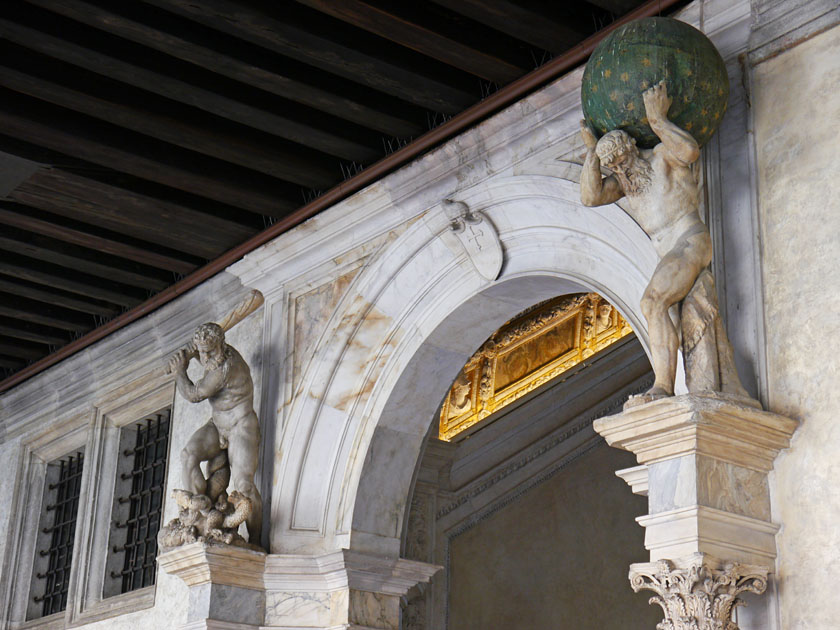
(449, 444), (658, 630)
(753, 23), (840, 629)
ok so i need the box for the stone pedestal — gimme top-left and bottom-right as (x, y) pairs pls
(594, 393), (797, 628)
(158, 543), (267, 629)
(160, 543), (441, 629)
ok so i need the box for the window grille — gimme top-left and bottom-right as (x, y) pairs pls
(33, 452), (84, 617)
(110, 409), (171, 594)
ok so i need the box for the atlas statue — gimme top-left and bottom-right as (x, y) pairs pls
(580, 81), (748, 403)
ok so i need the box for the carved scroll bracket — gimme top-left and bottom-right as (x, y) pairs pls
(629, 553), (768, 630)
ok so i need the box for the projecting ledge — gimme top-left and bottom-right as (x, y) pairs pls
(593, 393), (798, 471)
(158, 543), (267, 590)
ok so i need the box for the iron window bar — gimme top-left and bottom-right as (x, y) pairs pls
(111, 410), (171, 594)
(33, 452), (84, 617)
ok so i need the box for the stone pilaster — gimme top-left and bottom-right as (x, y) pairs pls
(594, 393), (796, 628)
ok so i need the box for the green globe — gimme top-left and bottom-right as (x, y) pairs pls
(581, 17), (729, 149)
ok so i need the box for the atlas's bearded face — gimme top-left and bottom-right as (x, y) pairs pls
(194, 322), (225, 369)
(595, 130), (638, 173)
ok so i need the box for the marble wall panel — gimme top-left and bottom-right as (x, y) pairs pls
(265, 589), (348, 628)
(753, 23), (840, 630)
(648, 456), (770, 520)
(349, 590), (399, 630)
(187, 584), (264, 626)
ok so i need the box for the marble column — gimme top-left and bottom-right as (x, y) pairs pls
(594, 393), (797, 629)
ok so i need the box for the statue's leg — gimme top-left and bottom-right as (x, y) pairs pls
(181, 421), (222, 496)
(227, 412), (263, 546)
(640, 229), (712, 397)
(205, 450), (231, 503)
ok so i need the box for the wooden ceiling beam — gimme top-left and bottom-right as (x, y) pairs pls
(0, 62), (362, 180)
(0, 94), (304, 215)
(429, 0), (585, 53)
(0, 253), (145, 308)
(0, 355), (26, 370)
(22, 0), (423, 138)
(586, 0), (642, 15)
(10, 169), (255, 259)
(0, 337), (48, 361)
(0, 316), (69, 346)
(293, 0), (526, 83)
(0, 275), (120, 317)
(0, 19), (346, 187)
(140, 0), (477, 113)
(0, 226), (171, 292)
(0, 292), (94, 332)
(0, 204), (199, 274)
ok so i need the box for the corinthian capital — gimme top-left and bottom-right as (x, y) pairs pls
(629, 553), (768, 630)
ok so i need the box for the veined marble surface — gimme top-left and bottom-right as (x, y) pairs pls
(754, 22), (840, 630)
(2, 1), (836, 628)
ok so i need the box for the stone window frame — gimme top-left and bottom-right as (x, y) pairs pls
(66, 380), (176, 626)
(0, 411), (91, 630)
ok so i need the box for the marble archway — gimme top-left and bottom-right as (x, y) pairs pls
(267, 174), (659, 556)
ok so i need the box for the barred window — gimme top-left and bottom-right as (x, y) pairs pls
(105, 408), (171, 597)
(28, 451), (84, 620)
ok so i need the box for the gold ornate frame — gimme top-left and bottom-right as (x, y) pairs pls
(439, 293), (633, 440)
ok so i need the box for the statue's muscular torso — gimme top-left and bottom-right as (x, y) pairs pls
(206, 346), (256, 434)
(623, 145), (707, 259)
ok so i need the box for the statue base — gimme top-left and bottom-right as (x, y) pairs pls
(595, 393), (796, 627)
(159, 543), (441, 629)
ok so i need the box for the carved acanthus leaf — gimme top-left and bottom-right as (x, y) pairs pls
(629, 554), (768, 630)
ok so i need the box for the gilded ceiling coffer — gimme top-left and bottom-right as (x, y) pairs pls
(440, 293), (633, 441)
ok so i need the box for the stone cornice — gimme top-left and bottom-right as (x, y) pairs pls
(593, 393), (798, 472)
(158, 543), (267, 590)
(343, 551), (441, 596)
(615, 465), (649, 496)
(263, 551), (349, 592)
(263, 550), (441, 596)
(637, 505), (780, 565)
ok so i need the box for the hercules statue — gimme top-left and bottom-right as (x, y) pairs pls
(167, 322), (263, 546)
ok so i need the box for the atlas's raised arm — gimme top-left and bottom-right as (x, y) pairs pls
(643, 81), (700, 165)
(579, 120), (623, 206)
(168, 347), (224, 403)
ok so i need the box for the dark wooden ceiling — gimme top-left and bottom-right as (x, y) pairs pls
(0, 0), (651, 385)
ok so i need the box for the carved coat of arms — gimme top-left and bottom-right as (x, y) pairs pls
(441, 199), (503, 282)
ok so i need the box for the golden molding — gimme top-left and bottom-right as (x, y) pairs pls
(439, 293), (633, 441)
